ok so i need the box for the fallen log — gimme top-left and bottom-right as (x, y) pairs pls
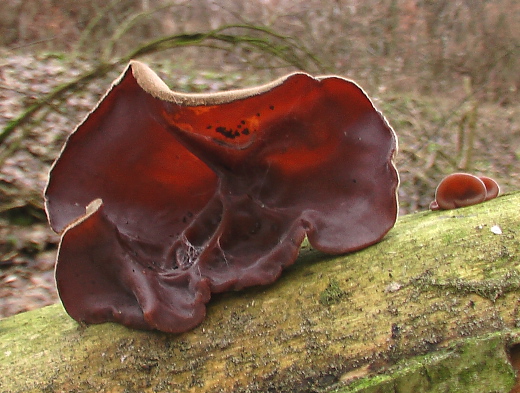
(1, 192), (519, 392)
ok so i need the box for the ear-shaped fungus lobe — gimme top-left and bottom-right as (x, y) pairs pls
(480, 176), (500, 201)
(45, 61), (398, 333)
(430, 173), (500, 211)
(56, 200), (211, 331)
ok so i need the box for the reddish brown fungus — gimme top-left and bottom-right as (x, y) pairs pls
(430, 173), (500, 211)
(45, 61), (398, 333)
(479, 176), (500, 200)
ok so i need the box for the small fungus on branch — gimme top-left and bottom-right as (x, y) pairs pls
(429, 173), (500, 211)
(45, 61), (398, 333)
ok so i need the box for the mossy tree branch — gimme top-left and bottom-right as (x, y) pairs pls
(1, 192), (519, 392)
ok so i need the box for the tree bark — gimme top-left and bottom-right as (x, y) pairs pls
(1, 192), (519, 393)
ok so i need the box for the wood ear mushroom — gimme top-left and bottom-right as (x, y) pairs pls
(45, 61), (399, 333)
(430, 173), (500, 211)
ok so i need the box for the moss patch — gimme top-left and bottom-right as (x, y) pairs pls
(319, 278), (348, 306)
(333, 331), (516, 393)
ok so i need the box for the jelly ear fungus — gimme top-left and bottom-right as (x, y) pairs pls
(430, 173), (500, 211)
(45, 61), (399, 333)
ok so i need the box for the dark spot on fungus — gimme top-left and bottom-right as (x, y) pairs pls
(430, 173), (500, 210)
(269, 105), (275, 110)
(215, 126), (236, 139)
(45, 60), (398, 333)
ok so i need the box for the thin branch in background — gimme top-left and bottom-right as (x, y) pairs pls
(0, 105), (54, 166)
(101, 2), (179, 61)
(73, 0), (123, 57)
(0, 85), (27, 95)
(8, 36), (58, 51)
(457, 76), (478, 171)
(408, 45), (518, 173)
(0, 24), (322, 167)
(0, 62), (113, 147)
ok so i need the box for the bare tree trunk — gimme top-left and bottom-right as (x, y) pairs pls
(1, 192), (519, 393)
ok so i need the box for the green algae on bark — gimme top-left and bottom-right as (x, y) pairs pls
(336, 331), (516, 393)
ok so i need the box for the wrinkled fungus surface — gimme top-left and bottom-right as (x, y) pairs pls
(45, 61), (399, 333)
(430, 173), (500, 211)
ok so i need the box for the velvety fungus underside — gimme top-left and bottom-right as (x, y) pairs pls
(45, 61), (399, 333)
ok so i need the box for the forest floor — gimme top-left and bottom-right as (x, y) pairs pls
(1, 52), (519, 319)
